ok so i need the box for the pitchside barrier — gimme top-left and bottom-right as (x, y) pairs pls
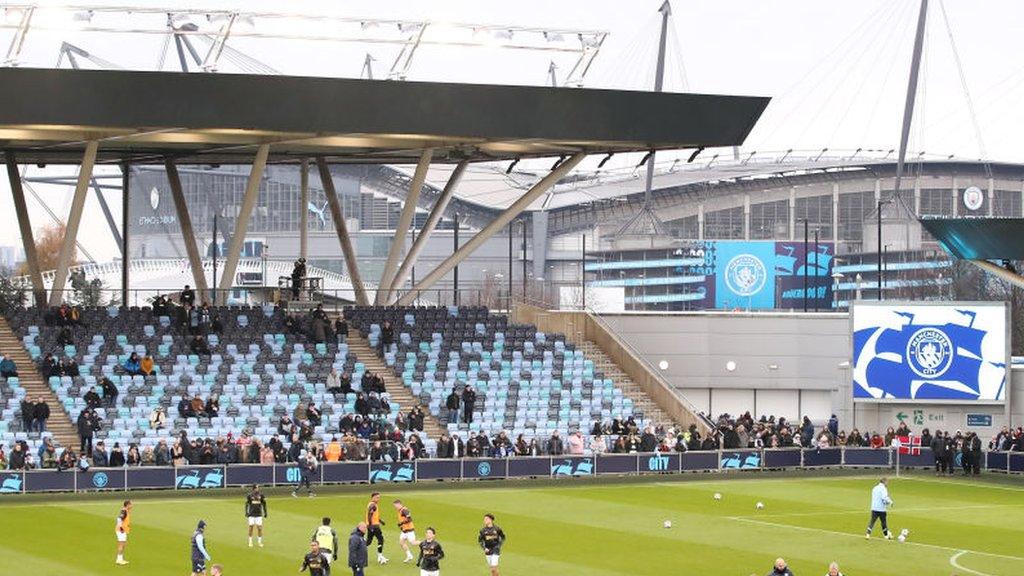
(1, 447), (1021, 494)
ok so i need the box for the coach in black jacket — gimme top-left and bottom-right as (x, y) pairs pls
(966, 432), (982, 475)
(349, 523), (368, 576)
(930, 432), (946, 474)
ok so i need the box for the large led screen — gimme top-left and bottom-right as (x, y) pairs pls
(852, 302), (1007, 401)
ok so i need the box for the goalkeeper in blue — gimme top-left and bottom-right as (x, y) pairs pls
(865, 477), (893, 539)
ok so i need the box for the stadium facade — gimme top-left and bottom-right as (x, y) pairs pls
(136, 154), (1024, 310)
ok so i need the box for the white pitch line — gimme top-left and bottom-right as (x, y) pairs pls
(950, 550), (996, 576)
(730, 516), (1024, 562)
(901, 476), (1024, 493)
(729, 502), (1024, 520)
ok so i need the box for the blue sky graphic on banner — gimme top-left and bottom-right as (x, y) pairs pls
(713, 242), (776, 309)
(852, 303), (1007, 401)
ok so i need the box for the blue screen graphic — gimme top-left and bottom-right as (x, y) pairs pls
(852, 303), (1007, 401)
(714, 242), (776, 309)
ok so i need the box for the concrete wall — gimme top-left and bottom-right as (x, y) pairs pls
(599, 311), (1021, 439)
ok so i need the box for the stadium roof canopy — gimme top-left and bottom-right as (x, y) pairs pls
(0, 68), (768, 165)
(919, 218), (1024, 260)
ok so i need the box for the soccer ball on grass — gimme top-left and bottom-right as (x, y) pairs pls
(755, 502), (765, 510)
(663, 520), (672, 529)
(713, 493), (722, 501)
(897, 528), (909, 542)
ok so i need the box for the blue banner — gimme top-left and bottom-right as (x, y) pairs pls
(597, 454), (639, 474)
(225, 464), (275, 487)
(803, 448), (842, 467)
(714, 242), (776, 309)
(1009, 454), (1024, 474)
(640, 453), (679, 473)
(986, 451), (1008, 473)
(369, 462), (415, 483)
(0, 472), (23, 493)
(842, 449), (890, 467)
(550, 457), (594, 477)
(507, 457), (550, 478)
(720, 450), (761, 470)
(462, 458), (508, 480)
(174, 466), (225, 489)
(80, 468), (126, 491)
(415, 460), (461, 480)
(2, 450), (1021, 496)
(321, 462), (368, 484)
(126, 467), (174, 489)
(23, 470), (75, 492)
(681, 451), (719, 471)
(762, 449), (801, 468)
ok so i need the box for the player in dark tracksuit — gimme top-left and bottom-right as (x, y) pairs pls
(301, 540), (331, 576)
(478, 514), (506, 576)
(417, 527), (445, 576)
(246, 484), (268, 547)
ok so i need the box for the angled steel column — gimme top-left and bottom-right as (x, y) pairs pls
(5, 151), (45, 306)
(216, 144), (270, 304)
(969, 260), (1024, 290)
(165, 160), (209, 297)
(397, 153), (585, 306)
(386, 160), (467, 304)
(316, 157), (368, 305)
(377, 148), (432, 304)
(49, 140), (99, 306)
(299, 158), (309, 260)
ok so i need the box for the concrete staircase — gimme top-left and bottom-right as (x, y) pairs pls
(346, 330), (446, 439)
(0, 316), (80, 448)
(577, 340), (675, 428)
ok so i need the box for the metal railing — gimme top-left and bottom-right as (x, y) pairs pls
(581, 304), (716, 431)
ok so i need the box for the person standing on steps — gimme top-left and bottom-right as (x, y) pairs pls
(445, 389), (461, 425)
(462, 385), (476, 424)
(33, 396), (50, 433)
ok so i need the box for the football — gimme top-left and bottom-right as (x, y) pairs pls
(713, 493), (722, 501)
(755, 502), (765, 510)
(663, 520), (672, 529)
(898, 528), (909, 542)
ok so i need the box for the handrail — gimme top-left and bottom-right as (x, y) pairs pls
(510, 297), (713, 433)
(582, 305), (715, 433)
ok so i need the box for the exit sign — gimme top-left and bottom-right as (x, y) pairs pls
(966, 414), (992, 428)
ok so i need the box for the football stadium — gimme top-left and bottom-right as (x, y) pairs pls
(0, 2), (1023, 575)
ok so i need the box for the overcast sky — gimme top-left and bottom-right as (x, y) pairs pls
(3, 0), (1023, 261)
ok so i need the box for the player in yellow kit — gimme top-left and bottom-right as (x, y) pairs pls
(115, 500), (133, 566)
(366, 492), (388, 564)
(393, 499), (417, 563)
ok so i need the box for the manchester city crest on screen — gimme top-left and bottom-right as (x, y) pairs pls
(852, 302), (1007, 401)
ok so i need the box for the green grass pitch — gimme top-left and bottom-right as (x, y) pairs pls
(0, 472), (1022, 575)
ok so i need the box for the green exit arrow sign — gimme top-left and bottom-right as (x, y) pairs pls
(896, 411), (908, 422)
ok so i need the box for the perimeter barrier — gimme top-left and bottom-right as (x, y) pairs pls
(1, 447), (1020, 494)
